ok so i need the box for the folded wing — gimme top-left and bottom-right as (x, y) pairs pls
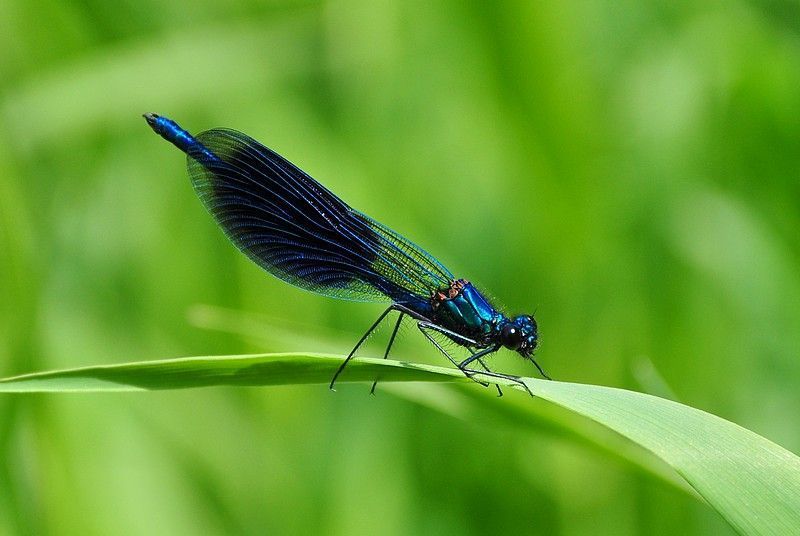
(186, 128), (454, 303)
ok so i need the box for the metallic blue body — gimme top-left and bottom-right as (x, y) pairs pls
(431, 283), (503, 345)
(144, 114), (218, 163)
(143, 113), (545, 386)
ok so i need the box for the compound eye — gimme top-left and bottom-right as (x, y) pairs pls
(501, 324), (522, 350)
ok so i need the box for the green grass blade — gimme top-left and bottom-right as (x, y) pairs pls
(385, 382), (698, 498)
(523, 378), (800, 536)
(0, 353), (798, 535)
(0, 354), (463, 392)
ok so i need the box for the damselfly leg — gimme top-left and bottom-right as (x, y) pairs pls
(330, 306), (395, 390)
(417, 323), (507, 396)
(370, 312), (404, 394)
(458, 345), (533, 396)
(331, 304), (532, 397)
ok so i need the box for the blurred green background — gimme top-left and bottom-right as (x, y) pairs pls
(2, 1), (799, 534)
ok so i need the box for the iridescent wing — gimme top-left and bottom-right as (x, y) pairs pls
(186, 128), (454, 303)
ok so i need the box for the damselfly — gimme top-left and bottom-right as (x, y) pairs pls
(144, 114), (549, 395)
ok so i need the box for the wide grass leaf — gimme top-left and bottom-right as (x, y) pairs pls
(1, 353), (798, 535)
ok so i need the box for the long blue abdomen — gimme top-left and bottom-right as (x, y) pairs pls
(144, 113), (219, 164)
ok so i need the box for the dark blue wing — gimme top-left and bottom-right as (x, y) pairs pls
(186, 128), (454, 303)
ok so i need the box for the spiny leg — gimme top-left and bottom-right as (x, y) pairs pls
(330, 305), (395, 391)
(414, 320), (532, 396)
(530, 357), (552, 380)
(416, 324), (468, 369)
(461, 367), (533, 397)
(370, 312), (404, 395)
(415, 322), (499, 394)
(459, 346), (534, 397)
(474, 356), (504, 397)
(417, 324), (490, 388)
(459, 346), (499, 369)
(416, 320), (479, 346)
(453, 347), (503, 396)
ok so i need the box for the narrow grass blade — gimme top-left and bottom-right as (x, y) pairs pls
(0, 353), (798, 535)
(0, 354), (462, 392)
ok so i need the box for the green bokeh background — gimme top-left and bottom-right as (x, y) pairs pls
(2, 1), (799, 534)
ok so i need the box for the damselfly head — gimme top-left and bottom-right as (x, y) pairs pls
(500, 315), (538, 356)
